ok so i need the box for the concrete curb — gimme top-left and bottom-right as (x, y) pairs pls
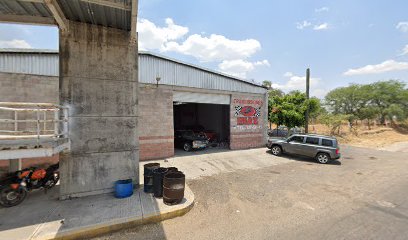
(35, 186), (195, 240)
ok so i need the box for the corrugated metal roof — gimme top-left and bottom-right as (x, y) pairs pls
(0, 49), (267, 94)
(0, 0), (132, 31)
(58, 0), (131, 30)
(139, 53), (266, 94)
(0, 1), (52, 17)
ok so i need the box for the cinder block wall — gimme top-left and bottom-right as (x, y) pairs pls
(230, 94), (267, 149)
(0, 72), (59, 169)
(0, 72), (58, 103)
(138, 85), (174, 160)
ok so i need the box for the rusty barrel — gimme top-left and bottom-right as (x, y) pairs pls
(163, 171), (185, 205)
(153, 167), (169, 198)
(144, 163), (160, 193)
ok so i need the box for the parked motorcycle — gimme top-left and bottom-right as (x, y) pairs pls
(0, 163), (59, 207)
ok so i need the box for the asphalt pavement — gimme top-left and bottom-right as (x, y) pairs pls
(93, 145), (408, 240)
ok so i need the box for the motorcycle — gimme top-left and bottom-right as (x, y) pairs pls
(0, 163), (59, 207)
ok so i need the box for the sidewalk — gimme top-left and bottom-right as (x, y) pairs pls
(0, 185), (194, 240)
(0, 148), (287, 240)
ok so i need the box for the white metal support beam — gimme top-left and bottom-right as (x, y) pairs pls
(80, 0), (132, 11)
(0, 141), (70, 160)
(0, 14), (56, 26)
(44, 0), (68, 32)
(130, 0), (138, 44)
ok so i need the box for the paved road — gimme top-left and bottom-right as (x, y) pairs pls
(94, 146), (408, 240)
(380, 141), (408, 152)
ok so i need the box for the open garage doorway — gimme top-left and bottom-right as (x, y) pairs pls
(173, 102), (230, 155)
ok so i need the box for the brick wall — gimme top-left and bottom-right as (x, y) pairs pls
(139, 86), (174, 160)
(230, 94), (267, 150)
(0, 72), (59, 170)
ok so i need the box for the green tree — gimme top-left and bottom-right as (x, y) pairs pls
(319, 114), (349, 135)
(262, 80), (272, 89)
(357, 106), (379, 130)
(325, 84), (369, 126)
(369, 80), (407, 123)
(268, 91), (321, 129)
(268, 88), (284, 98)
(324, 80), (408, 127)
(262, 80), (284, 98)
(308, 97), (322, 120)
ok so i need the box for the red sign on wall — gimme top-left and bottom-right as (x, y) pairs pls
(234, 105), (261, 125)
(237, 117), (259, 125)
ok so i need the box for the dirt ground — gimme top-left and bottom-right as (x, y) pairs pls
(93, 145), (408, 240)
(309, 123), (408, 150)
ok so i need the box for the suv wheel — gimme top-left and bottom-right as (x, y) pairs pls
(316, 153), (330, 164)
(270, 145), (282, 156)
(183, 143), (192, 152)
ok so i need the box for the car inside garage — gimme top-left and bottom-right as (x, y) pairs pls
(173, 95), (230, 152)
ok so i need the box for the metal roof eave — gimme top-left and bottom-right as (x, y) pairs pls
(0, 0), (134, 31)
(139, 51), (267, 90)
(0, 48), (267, 92)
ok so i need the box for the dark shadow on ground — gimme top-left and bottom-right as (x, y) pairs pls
(174, 146), (232, 157)
(0, 185), (169, 240)
(265, 149), (342, 165)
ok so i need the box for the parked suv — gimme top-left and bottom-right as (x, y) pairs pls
(266, 134), (341, 164)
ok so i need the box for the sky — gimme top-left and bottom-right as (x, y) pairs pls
(0, 0), (408, 98)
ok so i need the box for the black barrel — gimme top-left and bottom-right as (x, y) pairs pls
(144, 163), (160, 193)
(153, 167), (169, 198)
(163, 171), (185, 205)
(166, 167), (178, 173)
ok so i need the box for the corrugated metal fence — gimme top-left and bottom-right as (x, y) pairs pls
(0, 52), (59, 77)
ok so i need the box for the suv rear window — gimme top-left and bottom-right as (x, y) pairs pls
(321, 139), (334, 147)
(305, 137), (319, 145)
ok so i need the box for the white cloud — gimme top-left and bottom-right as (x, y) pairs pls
(313, 23), (329, 31)
(344, 60), (408, 76)
(272, 72), (325, 97)
(138, 17), (267, 78)
(296, 21), (312, 30)
(315, 7), (329, 13)
(396, 22), (408, 33)
(218, 59), (270, 78)
(164, 34), (261, 62)
(311, 89), (328, 99)
(138, 18), (188, 50)
(401, 44), (408, 56)
(283, 72), (293, 77)
(0, 39), (31, 48)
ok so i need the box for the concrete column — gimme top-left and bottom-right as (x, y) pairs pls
(59, 21), (139, 199)
(9, 159), (22, 172)
(263, 92), (269, 144)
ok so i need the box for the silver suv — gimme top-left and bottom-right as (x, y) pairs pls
(266, 134), (341, 164)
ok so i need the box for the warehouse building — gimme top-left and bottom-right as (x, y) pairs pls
(0, 49), (268, 162)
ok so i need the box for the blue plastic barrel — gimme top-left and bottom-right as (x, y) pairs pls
(114, 179), (133, 198)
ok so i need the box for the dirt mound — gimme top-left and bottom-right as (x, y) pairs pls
(309, 124), (408, 150)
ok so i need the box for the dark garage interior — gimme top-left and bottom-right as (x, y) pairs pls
(173, 102), (230, 150)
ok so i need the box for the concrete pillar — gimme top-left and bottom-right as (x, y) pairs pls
(9, 159), (22, 172)
(59, 21), (139, 199)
